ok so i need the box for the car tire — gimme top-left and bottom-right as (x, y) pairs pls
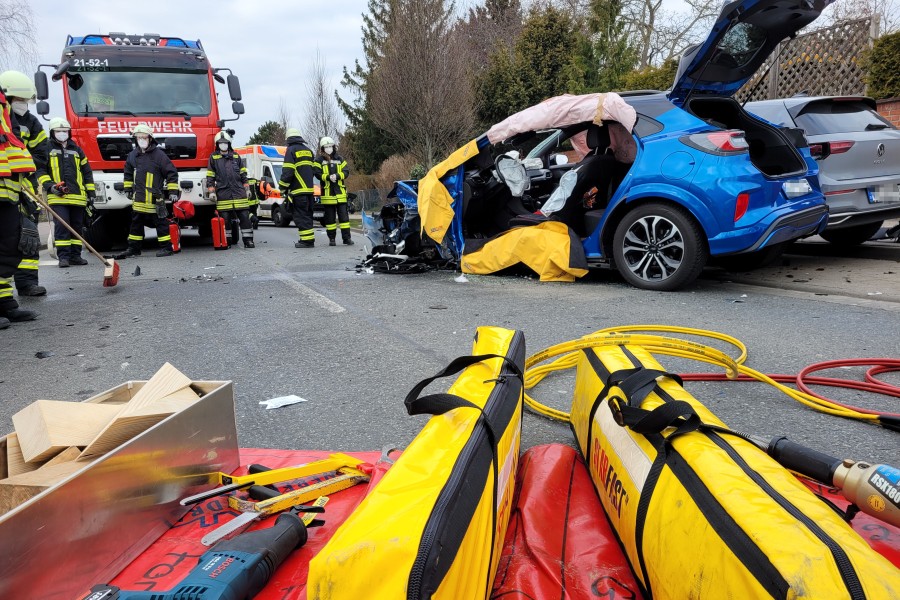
(715, 242), (786, 272)
(819, 221), (883, 246)
(272, 205), (292, 227)
(612, 203), (708, 291)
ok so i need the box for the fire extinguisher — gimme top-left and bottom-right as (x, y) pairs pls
(169, 220), (181, 253)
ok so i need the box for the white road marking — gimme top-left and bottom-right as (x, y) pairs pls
(272, 271), (346, 313)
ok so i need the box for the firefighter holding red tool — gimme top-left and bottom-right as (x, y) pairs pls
(121, 124), (179, 258)
(37, 117), (96, 268)
(206, 131), (254, 248)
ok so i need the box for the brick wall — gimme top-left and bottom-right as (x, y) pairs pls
(877, 98), (900, 127)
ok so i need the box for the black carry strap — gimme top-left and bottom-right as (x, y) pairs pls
(604, 367), (701, 440)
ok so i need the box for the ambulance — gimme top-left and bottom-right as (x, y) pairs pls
(235, 144), (323, 227)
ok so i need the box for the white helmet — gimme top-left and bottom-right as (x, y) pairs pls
(0, 70), (36, 101)
(285, 128), (302, 139)
(48, 117), (71, 131)
(132, 123), (154, 137)
(214, 130), (232, 144)
(319, 136), (335, 148)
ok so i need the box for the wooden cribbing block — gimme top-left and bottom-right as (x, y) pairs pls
(0, 459), (90, 514)
(79, 364), (197, 460)
(12, 401), (121, 463)
(5, 434), (39, 477)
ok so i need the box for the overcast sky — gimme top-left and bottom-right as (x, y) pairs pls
(27, 0), (369, 143)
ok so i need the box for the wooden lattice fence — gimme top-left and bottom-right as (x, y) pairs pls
(736, 17), (879, 102)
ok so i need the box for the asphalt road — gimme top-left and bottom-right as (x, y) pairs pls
(1, 223), (898, 466)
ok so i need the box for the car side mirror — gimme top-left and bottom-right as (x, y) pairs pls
(36, 101), (50, 116)
(34, 71), (49, 100)
(232, 101), (245, 115)
(227, 74), (242, 101)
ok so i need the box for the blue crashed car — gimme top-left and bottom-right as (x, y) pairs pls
(368, 0), (831, 290)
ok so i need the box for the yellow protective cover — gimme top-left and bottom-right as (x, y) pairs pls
(308, 326), (525, 600)
(570, 343), (900, 600)
(461, 220), (589, 282)
(418, 139), (480, 245)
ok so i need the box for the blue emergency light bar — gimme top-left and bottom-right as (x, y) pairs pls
(67, 34), (203, 49)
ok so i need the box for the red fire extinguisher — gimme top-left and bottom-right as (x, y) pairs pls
(169, 221), (181, 253)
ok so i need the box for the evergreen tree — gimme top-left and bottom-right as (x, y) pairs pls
(583, 0), (637, 91)
(246, 120), (286, 145)
(337, 0), (402, 174)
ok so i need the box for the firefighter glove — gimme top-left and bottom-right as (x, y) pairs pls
(329, 174), (337, 182)
(18, 215), (40, 256)
(50, 183), (67, 196)
(168, 192), (179, 203)
(125, 190), (134, 201)
(207, 186), (216, 195)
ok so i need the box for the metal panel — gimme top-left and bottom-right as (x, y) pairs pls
(0, 380), (238, 599)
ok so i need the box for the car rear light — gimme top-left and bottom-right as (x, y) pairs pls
(682, 129), (750, 155)
(809, 143), (825, 158)
(825, 189), (855, 196)
(828, 140), (854, 154)
(734, 192), (750, 221)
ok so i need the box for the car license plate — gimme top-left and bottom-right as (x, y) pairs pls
(868, 183), (900, 204)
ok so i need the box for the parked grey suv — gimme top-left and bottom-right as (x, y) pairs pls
(746, 96), (900, 245)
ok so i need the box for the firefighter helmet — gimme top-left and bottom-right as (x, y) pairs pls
(48, 117), (71, 131)
(214, 130), (232, 144)
(285, 128), (302, 139)
(132, 123), (154, 137)
(173, 200), (196, 220)
(319, 136), (335, 149)
(0, 70), (37, 101)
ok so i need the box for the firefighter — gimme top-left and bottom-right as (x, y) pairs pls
(278, 128), (318, 248)
(246, 176), (260, 229)
(0, 89), (39, 328)
(315, 136), (353, 246)
(121, 124), (178, 257)
(206, 131), (253, 248)
(0, 70), (47, 295)
(36, 118), (95, 268)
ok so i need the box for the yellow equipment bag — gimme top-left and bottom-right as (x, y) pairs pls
(570, 343), (900, 600)
(309, 326), (525, 600)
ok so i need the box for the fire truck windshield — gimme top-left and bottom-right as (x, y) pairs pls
(67, 69), (212, 117)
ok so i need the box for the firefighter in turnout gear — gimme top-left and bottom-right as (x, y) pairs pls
(1, 70), (47, 295)
(122, 124), (178, 257)
(278, 128), (318, 248)
(36, 117), (95, 268)
(315, 136), (353, 246)
(246, 175), (260, 229)
(206, 131), (254, 248)
(0, 88), (39, 328)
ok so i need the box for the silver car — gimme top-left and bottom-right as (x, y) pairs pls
(746, 96), (900, 245)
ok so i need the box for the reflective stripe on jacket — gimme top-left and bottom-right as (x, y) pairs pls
(278, 136), (318, 195)
(316, 153), (348, 203)
(123, 143), (178, 214)
(37, 139), (94, 206)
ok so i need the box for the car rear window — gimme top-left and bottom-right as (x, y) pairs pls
(794, 101), (894, 135)
(747, 103), (793, 127)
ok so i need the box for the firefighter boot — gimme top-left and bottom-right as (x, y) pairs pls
(58, 258), (70, 268)
(328, 236), (336, 247)
(343, 235), (355, 246)
(243, 238), (255, 249)
(0, 307), (37, 322)
(69, 255), (88, 266)
(18, 285), (46, 297)
(119, 244), (142, 259)
(156, 246), (174, 257)
(294, 240), (315, 248)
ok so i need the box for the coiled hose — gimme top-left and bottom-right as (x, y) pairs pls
(523, 325), (899, 429)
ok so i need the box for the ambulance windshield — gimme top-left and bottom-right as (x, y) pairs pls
(67, 69), (212, 117)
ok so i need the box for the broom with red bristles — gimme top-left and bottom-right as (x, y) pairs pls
(22, 187), (120, 287)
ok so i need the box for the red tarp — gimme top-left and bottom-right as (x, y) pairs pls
(107, 446), (899, 599)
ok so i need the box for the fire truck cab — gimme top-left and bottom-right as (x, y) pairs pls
(34, 33), (244, 249)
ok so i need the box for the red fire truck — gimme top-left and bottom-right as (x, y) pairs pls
(34, 33), (244, 249)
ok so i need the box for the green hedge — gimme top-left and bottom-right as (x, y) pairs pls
(867, 32), (900, 100)
(622, 59), (678, 92)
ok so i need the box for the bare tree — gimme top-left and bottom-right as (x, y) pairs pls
(621, 0), (720, 67)
(820, 0), (899, 33)
(301, 49), (344, 149)
(276, 98), (293, 144)
(369, 0), (476, 168)
(0, 1), (37, 71)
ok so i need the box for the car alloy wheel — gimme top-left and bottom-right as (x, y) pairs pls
(613, 203), (707, 291)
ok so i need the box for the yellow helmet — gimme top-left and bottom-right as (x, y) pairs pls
(285, 128), (302, 139)
(319, 136), (335, 148)
(0, 70), (36, 101)
(48, 117), (71, 131)
(214, 130), (232, 143)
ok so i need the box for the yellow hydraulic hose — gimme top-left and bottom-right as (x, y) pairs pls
(523, 325), (884, 425)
